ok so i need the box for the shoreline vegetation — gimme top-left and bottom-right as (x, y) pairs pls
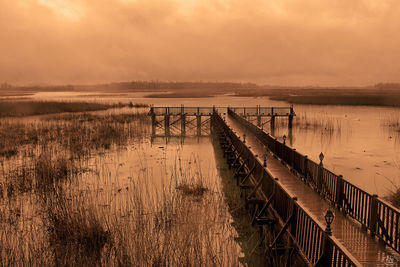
(0, 101), (148, 117)
(269, 94), (400, 107)
(230, 87), (400, 107)
(145, 92), (215, 98)
(0, 100), (243, 265)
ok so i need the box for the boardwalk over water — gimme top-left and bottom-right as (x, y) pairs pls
(224, 112), (398, 266)
(150, 106), (400, 266)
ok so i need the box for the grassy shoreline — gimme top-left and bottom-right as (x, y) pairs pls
(0, 101), (148, 117)
(269, 94), (400, 107)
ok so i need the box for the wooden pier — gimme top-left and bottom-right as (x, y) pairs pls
(213, 108), (400, 266)
(149, 106), (295, 137)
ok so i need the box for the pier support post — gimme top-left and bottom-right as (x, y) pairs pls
(270, 116), (275, 131)
(151, 106), (156, 136)
(257, 105), (261, 127)
(197, 107), (201, 136)
(181, 105), (186, 136)
(288, 127), (293, 146)
(165, 107), (170, 137)
(270, 108), (275, 132)
(288, 105), (294, 129)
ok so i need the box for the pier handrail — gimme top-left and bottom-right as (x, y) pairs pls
(212, 112), (361, 266)
(150, 106), (295, 116)
(228, 107), (400, 255)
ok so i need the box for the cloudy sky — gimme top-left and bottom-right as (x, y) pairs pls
(1, 0), (399, 86)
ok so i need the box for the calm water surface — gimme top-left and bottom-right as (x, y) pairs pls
(34, 91), (400, 197)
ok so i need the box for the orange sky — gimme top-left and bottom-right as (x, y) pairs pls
(1, 0), (399, 86)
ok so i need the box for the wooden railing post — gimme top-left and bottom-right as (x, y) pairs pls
(290, 197), (298, 237)
(317, 153), (325, 194)
(335, 175), (344, 209)
(292, 148), (296, 169)
(316, 234), (334, 266)
(369, 194), (379, 237)
(317, 164), (324, 194)
(303, 155), (308, 182)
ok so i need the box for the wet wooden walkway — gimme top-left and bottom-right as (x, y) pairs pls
(224, 114), (399, 266)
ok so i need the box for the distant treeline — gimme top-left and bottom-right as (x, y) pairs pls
(374, 83), (400, 90)
(2, 81), (259, 93)
(76, 81), (259, 91)
(2, 81), (400, 96)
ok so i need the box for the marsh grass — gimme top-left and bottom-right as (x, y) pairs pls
(0, 109), (242, 266)
(381, 113), (400, 146)
(34, 152), (75, 193)
(44, 191), (110, 253)
(275, 112), (341, 133)
(0, 111), (150, 160)
(0, 101), (135, 117)
(270, 94), (400, 107)
(382, 114), (400, 133)
(176, 173), (208, 197)
(381, 161), (400, 208)
(387, 189), (400, 208)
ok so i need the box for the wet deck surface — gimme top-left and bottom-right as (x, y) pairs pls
(224, 115), (400, 266)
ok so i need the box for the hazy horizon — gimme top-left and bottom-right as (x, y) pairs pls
(1, 1), (400, 87)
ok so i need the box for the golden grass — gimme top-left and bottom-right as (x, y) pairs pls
(0, 106), (242, 266)
(0, 101), (133, 117)
(0, 111), (150, 160)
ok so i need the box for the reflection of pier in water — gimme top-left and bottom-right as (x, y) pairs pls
(149, 105), (295, 137)
(149, 106), (400, 266)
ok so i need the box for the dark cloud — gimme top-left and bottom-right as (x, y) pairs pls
(1, 0), (399, 86)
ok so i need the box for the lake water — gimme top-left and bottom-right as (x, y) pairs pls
(33, 91), (400, 198)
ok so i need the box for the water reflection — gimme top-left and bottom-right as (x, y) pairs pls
(31, 91), (400, 197)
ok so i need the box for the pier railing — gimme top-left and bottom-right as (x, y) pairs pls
(150, 106), (295, 117)
(212, 113), (360, 266)
(230, 106), (293, 116)
(149, 106), (295, 137)
(228, 108), (400, 254)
